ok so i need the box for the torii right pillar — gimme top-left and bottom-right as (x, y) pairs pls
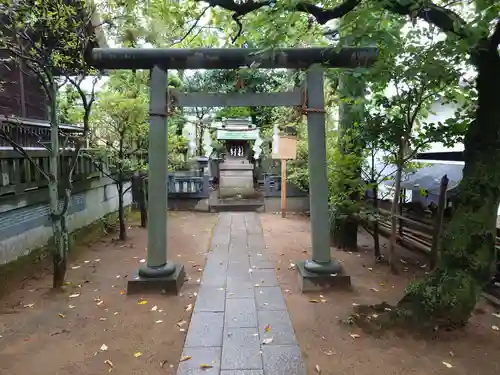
(296, 65), (351, 291)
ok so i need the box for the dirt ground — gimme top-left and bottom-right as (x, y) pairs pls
(260, 213), (500, 375)
(0, 212), (217, 375)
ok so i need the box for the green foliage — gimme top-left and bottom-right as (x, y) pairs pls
(58, 85), (84, 124)
(287, 121), (310, 192)
(90, 72), (149, 182)
(0, 0), (97, 93)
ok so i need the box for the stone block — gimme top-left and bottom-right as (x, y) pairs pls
(249, 257), (274, 269)
(201, 262), (228, 288)
(255, 286), (286, 311)
(225, 299), (257, 328)
(257, 310), (296, 345)
(126, 264), (185, 295)
(251, 270), (278, 287)
(221, 328), (262, 370)
(185, 312), (224, 347)
(226, 279), (255, 299)
(194, 287), (226, 312)
(177, 347), (221, 375)
(296, 260), (351, 292)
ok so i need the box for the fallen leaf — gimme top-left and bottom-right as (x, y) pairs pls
(100, 317), (108, 321)
(104, 360), (114, 372)
(349, 334), (360, 339)
(177, 320), (187, 327)
(100, 344), (108, 351)
(200, 364), (213, 369)
(493, 312), (500, 319)
(71, 266), (81, 270)
(179, 355), (192, 362)
(367, 267), (373, 271)
(139, 259), (146, 263)
(120, 290), (126, 295)
(94, 259), (101, 262)
(262, 337), (274, 345)
(315, 364), (321, 373)
(155, 320), (163, 324)
(321, 349), (335, 356)
(320, 299), (327, 303)
(264, 324), (271, 333)
(159, 360), (168, 368)
(97, 300), (104, 306)
(352, 303), (359, 307)
(68, 305), (76, 309)
(69, 293), (80, 298)
(400, 259), (407, 264)
(84, 260), (90, 263)
(492, 325), (499, 331)
(58, 313), (66, 319)
(23, 303), (35, 308)
(134, 352), (143, 358)
(151, 305), (158, 311)
(50, 329), (70, 336)
(442, 361), (453, 368)
(138, 300), (148, 305)
(309, 299), (320, 303)
(185, 304), (193, 312)
(370, 288), (379, 292)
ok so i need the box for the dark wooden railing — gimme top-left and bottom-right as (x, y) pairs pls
(0, 149), (101, 197)
(0, 116), (84, 149)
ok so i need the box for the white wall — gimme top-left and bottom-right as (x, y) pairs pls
(0, 181), (131, 265)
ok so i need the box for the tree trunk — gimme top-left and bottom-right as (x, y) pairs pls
(389, 163), (403, 273)
(372, 184), (381, 261)
(331, 72), (365, 250)
(397, 46), (500, 328)
(117, 182), (127, 241)
(47, 81), (69, 288)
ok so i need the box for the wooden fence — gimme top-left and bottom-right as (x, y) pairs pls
(0, 149), (102, 197)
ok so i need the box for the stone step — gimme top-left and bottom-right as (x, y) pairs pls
(210, 199), (264, 212)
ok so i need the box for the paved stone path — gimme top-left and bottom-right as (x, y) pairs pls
(177, 212), (306, 375)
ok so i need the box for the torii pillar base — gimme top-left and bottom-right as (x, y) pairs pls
(127, 264), (186, 295)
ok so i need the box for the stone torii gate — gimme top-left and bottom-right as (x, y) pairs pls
(90, 47), (378, 293)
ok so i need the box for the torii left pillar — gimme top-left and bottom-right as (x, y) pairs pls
(127, 66), (185, 295)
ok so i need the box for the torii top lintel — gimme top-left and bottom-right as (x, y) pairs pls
(90, 47), (378, 70)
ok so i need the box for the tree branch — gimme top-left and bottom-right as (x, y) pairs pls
(170, 5), (211, 46)
(203, 0), (468, 38)
(0, 124), (51, 181)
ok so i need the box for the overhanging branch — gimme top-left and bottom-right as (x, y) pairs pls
(203, 0), (469, 39)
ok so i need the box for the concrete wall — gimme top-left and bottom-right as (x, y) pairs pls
(0, 178), (131, 265)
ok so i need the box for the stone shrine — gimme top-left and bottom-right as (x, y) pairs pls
(217, 117), (259, 198)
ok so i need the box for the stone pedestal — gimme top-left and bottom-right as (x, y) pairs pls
(296, 260), (351, 292)
(219, 157), (255, 198)
(127, 264), (186, 295)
